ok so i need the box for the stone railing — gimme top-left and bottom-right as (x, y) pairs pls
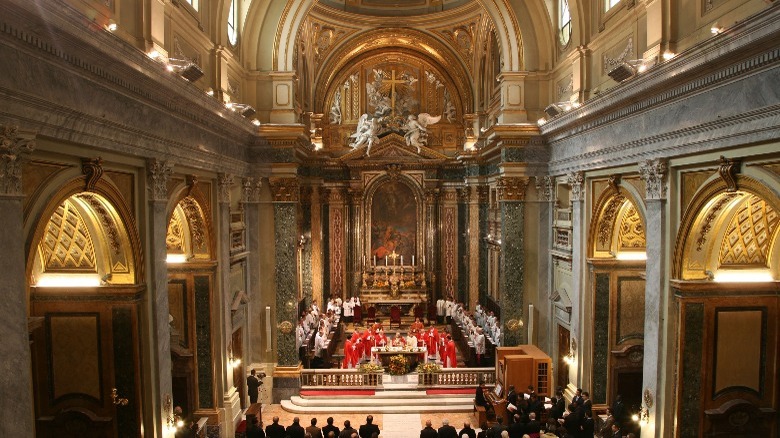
(417, 368), (496, 387)
(300, 369), (383, 388)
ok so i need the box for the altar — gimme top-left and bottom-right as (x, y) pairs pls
(371, 346), (427, 370)
(359, 263), (428, 315)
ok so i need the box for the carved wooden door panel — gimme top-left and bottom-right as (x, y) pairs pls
(30, 300), (142, 438)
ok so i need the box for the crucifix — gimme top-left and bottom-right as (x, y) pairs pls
(383, 69), (407, 116)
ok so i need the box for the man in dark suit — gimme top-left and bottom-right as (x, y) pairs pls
(611, 423), (623, 438)
(475, 382), (492, 413)
(265, 416), (285, 438)
(245, 418), (265, 438)
(488, 416), (506, 438)
(572, 388), (584, 406)
(246, 369), (261, 404)
(322, 417), (340, 438)
(582, 391), (593, 417)
(506, 413), (526, 438)
(339, 420), (357, 438)
(437, 419), (458, 438)
(525, 412), (540, 435)
(420, 419), (438, 438)
(505, 385), (518, 408)
(458, 421), (477, 438)
(286, 417), (305, 438)
(612, 395), (627, 428)
(358, 415), (380, 438)
(550, 390), (566, 421)
(306, 417), (324, 438)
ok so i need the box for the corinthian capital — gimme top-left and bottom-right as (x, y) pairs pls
(269, 177), (300, 203)
(567, 171), (584, 202)
(639, 158), (668, 200)
(146, 158), (173, 202)
(218, 173), (235, 204)
(0, 124), (36, 197)
(497, 177), (529, 202)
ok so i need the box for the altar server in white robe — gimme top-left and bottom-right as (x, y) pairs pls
(343, 297), (354, 323)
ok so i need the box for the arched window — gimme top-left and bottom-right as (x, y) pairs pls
(227, 0), (238, 46)
(184, 0), (199, 12)
(559, 0), (572, 47)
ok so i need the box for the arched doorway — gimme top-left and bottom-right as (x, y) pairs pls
(587, 179), (647, 417)
(26, 179), (143, 438)
(672, 172), (779, 437)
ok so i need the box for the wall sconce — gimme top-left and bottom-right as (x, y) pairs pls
(633, 388), (652, 424)
(228, 356), (242, 369)
(105, 19), (117, 32)
(163, 394), (184, 432)
(711, 25), (724, 34)
(165, 58), (204, 82)
(607, 59), (655, 83)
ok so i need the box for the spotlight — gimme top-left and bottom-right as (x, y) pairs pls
(711, 25), (723, 34)
(166, 58), (204, 82)
(106, 19), (117, 32)
(537, 118), (547, 126)
(544, 103), (564, 118)
(230, 103), (256, 118)
(252, 119), (261, 126)
(662, 51), (676, 60)
(147, 50), (160, 59)
(608, 62), (639, 82)
(206, 88), (215, 96)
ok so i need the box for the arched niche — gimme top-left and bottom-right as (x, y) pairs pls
(166, 182), (215, 264)
(674, 175), (780, 282)
(26, 178), (141, 288)
(363, 173), (426, 267)
(589, 185), (647, 260)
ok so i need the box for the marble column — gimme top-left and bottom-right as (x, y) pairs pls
(498, 177), (530, 346)
(300, 187), (313, 306)
(457, 188), (469, 305)
(217, 174), (240, 432)
(310, 187), (324, 306)
(146, 158), (174, 438)
(467, 185), (482, 307)
(327, 188), (346, 299)
(244, 178), (264, 366)
(347, 188), (363, 299)
(425, 188), (440, 300)
(440, 187), (458, 299)
(535, 176), (555, 350)
(0, 124), (35, 437)
(477, 187), (489, 304)
(269, 177), (301, 402)
(567, 171), (585, 389)
(639, 159), (668, 438)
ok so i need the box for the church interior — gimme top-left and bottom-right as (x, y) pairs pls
(0, 0), (778, 437)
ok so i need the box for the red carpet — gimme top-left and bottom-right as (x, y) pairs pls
(426, 388), (474, 395)
(300, 389), (375, 397)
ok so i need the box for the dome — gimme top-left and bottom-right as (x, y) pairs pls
(317, 0), (473, 17)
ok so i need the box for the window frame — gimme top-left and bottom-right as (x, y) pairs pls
(227, 0), (239, 47)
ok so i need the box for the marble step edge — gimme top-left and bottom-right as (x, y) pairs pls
(290, 396), (473, 407)
(280, 400), (474, 414)
(300, 390), (475, 399)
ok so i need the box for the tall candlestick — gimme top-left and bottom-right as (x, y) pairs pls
(362, 255), (366, 266)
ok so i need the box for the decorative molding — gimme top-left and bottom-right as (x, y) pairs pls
(719, 195), (778, 266)
(607, 174), (621, 194)
(639, 158), (668, 200)
(0, 124), (36, 197)
(604, 37), (633, 73)
(535, 176), (554, 202)
(179, 197), (207, 250)
(81, 157), (103, 192)
(568, 171), (585, 202)
(718, 156), (741, 192)
(327, 187), (345, 203)
(185, 174), (199, 197)
(269, 178), (300, 203)
(76, 193), (122, 254)
(241, 177), (256, 204)
(696, 193), (739, 251)
(497, 177), (529, 201)
(597, 194), (626, 246)
(146, 159), (173, 202)
(386, 163), (402, 180)
(618, 204), (646, 250)
(557, 75), (574, 100)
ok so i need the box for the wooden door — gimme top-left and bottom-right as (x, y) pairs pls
(232, 328), (246, 409)
(557, 325), (570, 390)
(30, 297), (142, 438)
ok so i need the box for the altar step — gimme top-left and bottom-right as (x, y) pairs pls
(281, 389), (475, 414)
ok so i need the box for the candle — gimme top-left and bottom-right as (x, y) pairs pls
(412, 255), (415, 266)
(385, 255), (388, 266)
(401, 255), (403, 265)
(362, 255), (366, 266)
(373, 255), (376, 266)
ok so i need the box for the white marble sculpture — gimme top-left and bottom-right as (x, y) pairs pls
(349, 114), (381, 156)
(329, 89), (342, 124)
(404, 113), (441, 152)
(444, 89), (456, 124)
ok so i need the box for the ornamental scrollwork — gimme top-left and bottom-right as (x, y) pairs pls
(269, 177), (300, 203)
(639, 158), (668, 200)
(535, 176), (554, 202)
(81, 157), (103, 192)
(146, 158), (172, 202)
(567, 171), (584, 202)
(0, 124), (36, 197)
(217, 173), (234, 204)
(718, 156), (741, 193)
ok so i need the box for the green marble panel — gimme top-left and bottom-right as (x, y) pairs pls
(301, 201), (313, 306)
(112, 307), (139, 438)
(593, 273), (610, 404)
(457, 202), (468, 304)
(441, 167), (466, 180)
(274, 203), (299, 366)
(194, 275), (213, 409)
(478, 203), (488, 304)
(499, 201), (524, 346)
(680, 303), (704, 438)
(322, 207), (330, 298)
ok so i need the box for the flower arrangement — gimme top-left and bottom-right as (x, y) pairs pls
(415, 362), (442, 374)
(388, 354), (409, 375)
(357, 363), (383, 374)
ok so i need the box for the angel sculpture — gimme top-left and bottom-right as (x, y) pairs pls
(349, 114), (381, 156)
(403, 113), (441, 153)
(329, 89), (342, 124)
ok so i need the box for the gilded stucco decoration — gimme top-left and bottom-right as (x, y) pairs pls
(76, 193), (122, 255)
(40, 200), (97, 272)
(597, 194), (626, 247)
(81, 157), (103, 192)
(166, 206), (186, 254)
(719, 195), (778, 267)
(433, 19), (479, 72)
(618, 204), (646, 251)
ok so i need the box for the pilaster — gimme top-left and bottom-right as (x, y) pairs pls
(269, 176), (301, 401)
(347, 187), (364, 299)
(243, 178), (265, 366)
(497, 176), (530, 346)
(269, 72), (298, 124)
(146, 158), (173, 438)
(300, 186), (314, 306)
(477, 186), (490, 305)
(327, 187), (346, 298)
(496, 72), (529, 123)
(638, 158), (668, 438)
(567, 171), (585, 387)
(440, 187), (459, 299)
(425, 188), (440, 300)
(467, 185), (481, 307)
(0, 124), (35, 437)
(534, 176), (555, 349)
